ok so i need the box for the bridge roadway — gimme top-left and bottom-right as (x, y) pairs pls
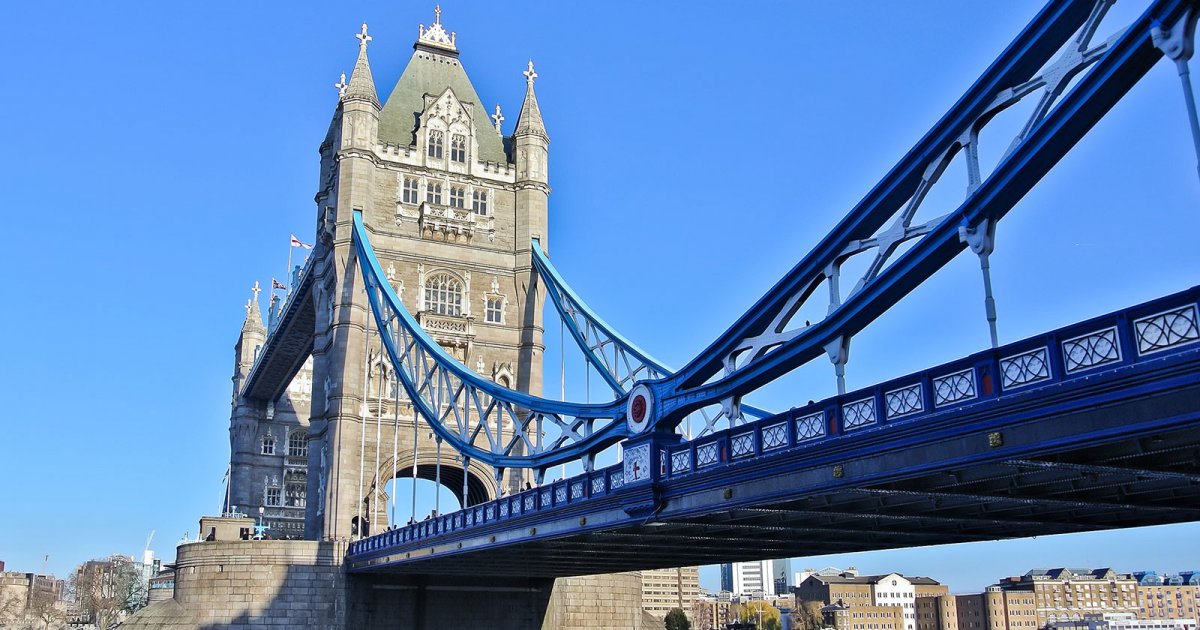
(347, 286), (1200, 577)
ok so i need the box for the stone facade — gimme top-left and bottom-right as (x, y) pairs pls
(205, 8), (649, 629)
(122, 541), (346, 629)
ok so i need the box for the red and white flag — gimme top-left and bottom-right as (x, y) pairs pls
(290, 234), (313, 249)
(272, 278), (287, 290)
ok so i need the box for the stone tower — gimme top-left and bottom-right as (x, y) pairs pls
(224, 9), (552, 542)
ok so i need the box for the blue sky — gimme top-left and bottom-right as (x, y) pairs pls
(0, 1), (1196, 594)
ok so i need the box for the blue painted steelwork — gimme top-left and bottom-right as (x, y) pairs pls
(345, 286), (1200, 566)
(531, 241), (770, 428)
(353, 0), (1198, 470)
(645, 0), (1199, 427)
(352, 212), (627, 470)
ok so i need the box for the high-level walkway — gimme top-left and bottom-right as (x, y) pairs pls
(347, 287), (1200, 576)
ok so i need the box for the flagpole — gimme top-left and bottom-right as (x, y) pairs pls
(287, 240), (293, 296)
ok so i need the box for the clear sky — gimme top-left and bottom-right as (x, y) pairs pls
(0, 1), (1196, 595)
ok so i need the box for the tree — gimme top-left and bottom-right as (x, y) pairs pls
(0, 589), (24, 626)
(732, 601), (782, 630)
(665, 607), (691, 630)
(68, 556), (141, 629)
(26, 585), (65, 630)
(791, 600), (826, 630)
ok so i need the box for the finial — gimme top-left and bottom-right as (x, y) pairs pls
(523, 60), (538, 86)
(356, 23), (372, 49)
(417, 6), (457, 51)
(335, 73), (347, 98)
(491, 104), (504, 134)
(250, 280), (262, 303)
(244, 298), (252, 314)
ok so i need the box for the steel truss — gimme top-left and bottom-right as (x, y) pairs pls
(353, 0), (1199, 472)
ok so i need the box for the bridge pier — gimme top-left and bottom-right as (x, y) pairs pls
(348, 572), (652, 629)
(122, 539), (654, 629)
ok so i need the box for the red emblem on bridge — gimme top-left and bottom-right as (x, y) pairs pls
(631, 395), (647, 423)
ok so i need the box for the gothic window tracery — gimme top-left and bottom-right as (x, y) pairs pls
(402, 177), (420, 204)
(425, 181), (443, 205)
(424, 273), (463, 317)
(265, 486), (281, 507)
(450, 134), (467, 162)
(485, 297), (503, 323)
(288, 431), (308, 458)
(449, 185), (466, 208)
(261, 433), (276, 455)
(472, 189), (488, 215)
(427, 130), (444, 159)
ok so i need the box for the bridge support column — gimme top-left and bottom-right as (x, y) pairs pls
(347, 573), (651, 630)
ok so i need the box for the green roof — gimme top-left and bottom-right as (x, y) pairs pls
(378, 49), (509, 164)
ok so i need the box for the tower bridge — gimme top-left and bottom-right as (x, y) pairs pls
(125, 0), (1200, 628)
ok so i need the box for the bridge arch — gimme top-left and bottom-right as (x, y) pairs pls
(366, 449), (498, 528)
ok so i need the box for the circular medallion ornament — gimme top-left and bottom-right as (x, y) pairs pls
(626, 383), (654, 434)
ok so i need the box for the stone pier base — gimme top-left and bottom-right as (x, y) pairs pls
(122, 540), (655, 629)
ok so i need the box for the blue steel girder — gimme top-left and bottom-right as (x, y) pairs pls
(653, 0), (1199, 426)
(344, 285), (1200, 574)
(352, 212), (627, 471)
(531, 241), (771, 435)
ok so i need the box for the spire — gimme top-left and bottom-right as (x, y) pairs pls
(345, 23), (380, 107)
(514, 60), (548, 140)
(241, 281), (265, 334)
(416, 5), (457, 54)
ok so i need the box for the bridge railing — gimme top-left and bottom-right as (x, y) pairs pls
(347, 286), (1200, 559)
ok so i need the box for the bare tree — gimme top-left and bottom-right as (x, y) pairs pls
(68, 556), (140, 628)
(0, 588), (25, 626)
(26, 586), (65, 630)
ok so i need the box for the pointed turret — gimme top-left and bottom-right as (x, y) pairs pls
(240, 281), (266, 336)
(513, 60), (549, 141)
(233, 281), (267, 400)
(344, 23), (380, 108)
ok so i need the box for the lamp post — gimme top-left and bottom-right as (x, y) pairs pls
(254, 506), (268, 540)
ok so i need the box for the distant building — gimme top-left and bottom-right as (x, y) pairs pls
(723, 560), (777, 597)
(146, 568), (175, 605)
(0, 571), (65, 623)
(693, 595), (734, 630)
(796, 570), (947, 630)
(1134, 572), (1200, 623)
(642, 567), (700, 620)
(985, 568), (1140, 628)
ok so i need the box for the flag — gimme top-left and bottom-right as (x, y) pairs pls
(272, 278), (287, 290)
(290, 234), (313, 249)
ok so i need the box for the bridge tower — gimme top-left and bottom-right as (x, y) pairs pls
(282, 9), (548, 541)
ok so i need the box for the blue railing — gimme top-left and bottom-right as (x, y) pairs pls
(347, 285), (1200, 559)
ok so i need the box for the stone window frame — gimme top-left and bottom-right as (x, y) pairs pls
(261, 433), (276, 455)
(425, 181), (443, 205)
(287, 430), (308, 458)
(471, 188), (489, 215)
(401, 176), (420, 205)
(427, 129), (444, 159)
(424, 272), (465, 317)
(481, 277), (507, 325)
(450, 133), (467, 163)
(449, 185), (466, 209)
(265, 485), (281, 507)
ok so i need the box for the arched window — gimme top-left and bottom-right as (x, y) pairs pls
(285, 477), (306, 508)
(450, 134), (466, 162)
(424, 274), (463, 316)
(261, 434), (276, 455)
(288, 431), (308, 458)
(427, 130), (444, 159)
